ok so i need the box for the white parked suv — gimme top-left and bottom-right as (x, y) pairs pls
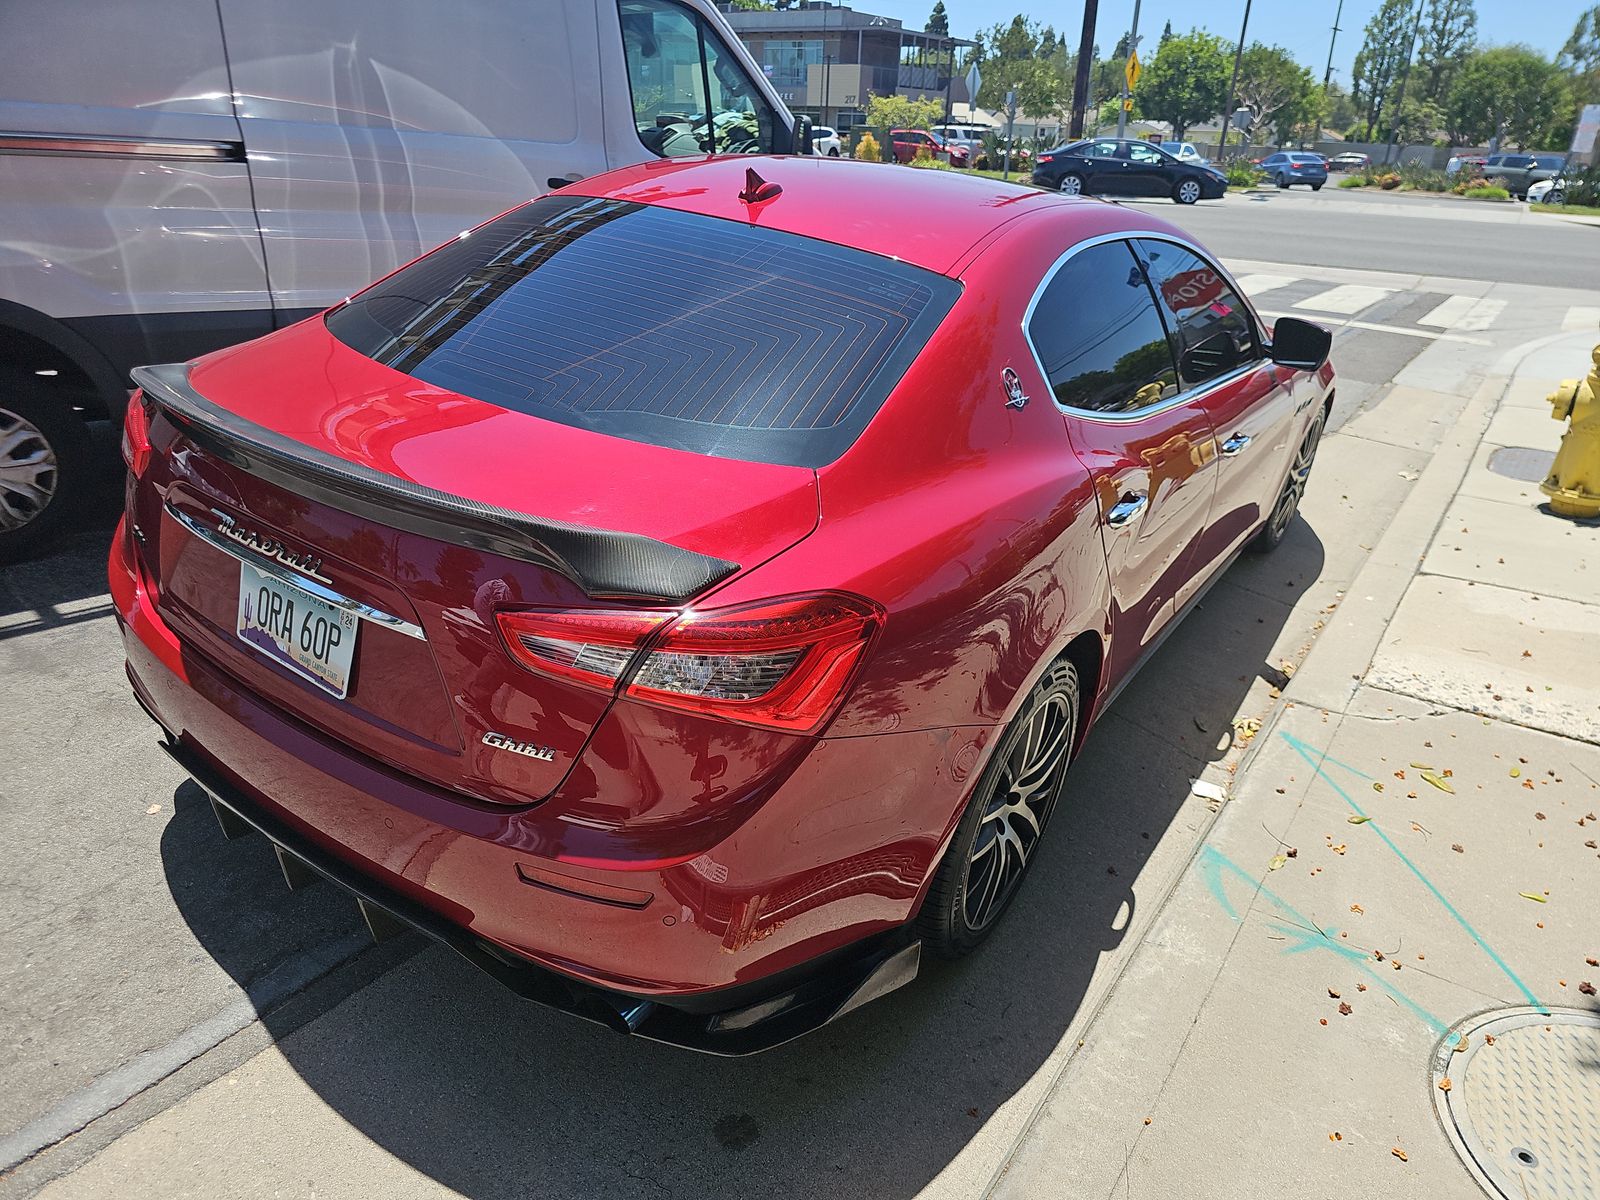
(0, 0), (807, 558)
(812, 125), (843, 156)
(932, 123), (989, 159)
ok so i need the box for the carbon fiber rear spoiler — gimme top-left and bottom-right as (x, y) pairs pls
(131, 363), (739, 603)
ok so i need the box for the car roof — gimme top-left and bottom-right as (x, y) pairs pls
(563, 155), (1067, 275)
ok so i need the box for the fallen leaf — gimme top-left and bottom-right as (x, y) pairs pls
(967, 1107), (979, 1117)
(1338, 1001), (1353, 1016)
(1143, 1116), (1152, 1126)
(1329, 1131), (1342, 1142)
(1348, 815), (1373, 824)
(1452, 843), (1464, 853)
(1452, 1035), (1469, 1053)
(1269, 854), (1288, 871)
(1350, 904), (1364, 914)
(1438, 1077), (1452, 1092)
(1536, 812), (1547, 820)
(1286, 847), (1298, 858)
(1581, 981), (1596, 996)
(1421, 772), (1455, 794)
(1587, 957), (1599, 967)
(1485, 1035), (1494, 1045)
(1392, 1147), (1408, 1162)
(1372, 782), (1385, 793)
(1510, 767), (1521, 778)
(1328, 988), (1342, 998)
(1520, 892), (1548, 903)
(1357, 984), (1367, 992)
(1319, 1018), (1328, 1026)
(1409, 761), (1433, 770)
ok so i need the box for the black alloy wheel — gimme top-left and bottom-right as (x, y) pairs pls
(918, 660), (1080, 957)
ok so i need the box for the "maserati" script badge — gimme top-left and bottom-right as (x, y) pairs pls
(214, 511), (330, 584)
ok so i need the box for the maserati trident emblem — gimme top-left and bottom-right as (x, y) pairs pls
(1001, 367), (1029, 410)
(213, 510), (329, 583)
(482, 731), (556, 761)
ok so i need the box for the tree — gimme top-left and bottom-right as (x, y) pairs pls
(1232, 44), (1316, 144)
(967, 15), (1069, 120)
(1447, 46), (1572, 147)
(1134, 30), (1230, 139)
(1416, 0), (1477, 105)
(865, 94), (945, 130)
(925, 1), (948, 37)
(1160, 21), (1174, 47)
(1352, 0), (1417, 140)
(1563, 5), (1600, 73)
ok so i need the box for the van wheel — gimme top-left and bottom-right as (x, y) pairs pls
(0, 372), (88, 562)
(918, 660), (1080, 958)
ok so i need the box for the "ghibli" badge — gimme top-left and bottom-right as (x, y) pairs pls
(482, 731), (555, 761)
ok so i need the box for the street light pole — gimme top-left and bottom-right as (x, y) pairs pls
(1217, 0), (1252, 157)
(822, 53), (832, 129)
(944, 38), (954, 126)
(1116, 0), (1142, 140)
(1068, 0), (1098, 140)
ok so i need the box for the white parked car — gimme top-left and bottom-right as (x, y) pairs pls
(931, 123), (989, 159)
(1527, 177), (1565, 205)
(1160, 141), (1205, 165)
(812, 125), (842, 156)
(0, 0), (808, 558)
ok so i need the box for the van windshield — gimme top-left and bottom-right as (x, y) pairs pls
(325, 196), (960, 468)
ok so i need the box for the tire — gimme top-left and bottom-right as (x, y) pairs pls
(828, 147), (840, 157)
(0, 372), (89, 563)
(1311, 183), (1323, 191)
(1174, 179), (1202, 205)
(1249, 406), (1325, 554)
(918, 659), (1080, 959)
(1276, 173), (1289, 189)
(1057, 172), (1086, 196)
(1549, 189), (1565, 205)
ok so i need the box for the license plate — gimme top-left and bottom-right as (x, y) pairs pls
(236, 562), (359, 698)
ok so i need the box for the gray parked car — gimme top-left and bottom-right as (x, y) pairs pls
(1482, 153), (1567, 200)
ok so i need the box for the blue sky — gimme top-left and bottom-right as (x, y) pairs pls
(868, 0), (1584, 86)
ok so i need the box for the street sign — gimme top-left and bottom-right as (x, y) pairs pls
(965, 64), (982, 105)
(1125, 51), (1141, 91)
(1230, 106), (1252, 131)
(1122, 97), (1133, 112)
(1573, 103), (1600, 156)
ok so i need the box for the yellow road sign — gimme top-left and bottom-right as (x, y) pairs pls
(1126, 51), (1141, 91)
(1122, 97), (1133, 112)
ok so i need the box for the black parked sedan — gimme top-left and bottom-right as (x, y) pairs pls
(1031, 138), (1227, 204)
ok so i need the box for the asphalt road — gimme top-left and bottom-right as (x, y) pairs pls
(1149, 184), (1599, 290)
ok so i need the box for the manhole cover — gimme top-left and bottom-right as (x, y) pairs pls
(1487, 446), (1556, 483)
(1432, 1008), (1600, 1199)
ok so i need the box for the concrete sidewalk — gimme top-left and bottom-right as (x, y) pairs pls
(991, 331), (1600, 1198)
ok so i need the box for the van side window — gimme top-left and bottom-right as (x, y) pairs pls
(1134, 239), (1260, 389)
(620, 0), (777, 157)
(1026, 241), (1180, 414)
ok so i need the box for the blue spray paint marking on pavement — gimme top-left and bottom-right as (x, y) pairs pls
(1197, 844), (1449, 1034)
(1280, 730), (1547, 1013)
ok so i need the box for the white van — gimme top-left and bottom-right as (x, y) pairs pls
(0, 0), (807, 556)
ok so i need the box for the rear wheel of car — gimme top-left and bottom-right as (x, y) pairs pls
(828, 147), (840, 157)
(1174, 179), (1202, 205)
(918, 659), (1080, 958)
(1058, 172), (1085, 196)
(1311, 183), (1323, 191)
(0, 373), (88, 563)
(1250, 406), (1325, 554)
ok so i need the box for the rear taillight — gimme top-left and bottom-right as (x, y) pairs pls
(121, 390), (153, 475)
(496, 592), (884, 733)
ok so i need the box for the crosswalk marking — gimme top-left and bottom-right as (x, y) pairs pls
(1419, 295), (1506, 331)
(1563, 306), (1600, 333)
(1232, 273), (1298, 298)
(1292, 284), (1395, 315)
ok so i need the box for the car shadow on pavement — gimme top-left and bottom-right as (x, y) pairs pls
(157, 522), (1326, 1200)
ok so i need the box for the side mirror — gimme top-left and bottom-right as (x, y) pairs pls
(1268, 316), (1332, 371)
(789, 114), (813, 157)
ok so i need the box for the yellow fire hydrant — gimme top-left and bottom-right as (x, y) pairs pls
(1542, 343), (1600, 519)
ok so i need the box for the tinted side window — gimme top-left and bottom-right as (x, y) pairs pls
(620, 0), (776, 157)
(1027, 241), (1180, 414)
(1135, 239), (1260, 389)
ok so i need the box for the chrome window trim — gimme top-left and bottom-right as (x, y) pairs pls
(165, 501), (427, 641)
(0, 131), (244, 162)
(1019, 228), (1269, 425)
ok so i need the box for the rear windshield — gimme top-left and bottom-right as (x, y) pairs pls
(326, 195), (960, 468)
(1290, 154), (1323, 163)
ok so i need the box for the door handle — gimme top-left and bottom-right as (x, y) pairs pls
(1105, 491), (1148, 528)
(1220, 433), (1252, 456)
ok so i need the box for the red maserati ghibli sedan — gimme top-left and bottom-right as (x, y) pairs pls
(112, 155), (1333, 1053)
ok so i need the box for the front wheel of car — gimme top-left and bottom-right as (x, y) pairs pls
(1549, 189), (1565, 205)
(1250, 407), (1325, 554)
(1174, 179), (1202, 205)
(1276, 173), (1289, 189)
(0, 374), (88, 563)
(828, 147), (840, 157)
(1058, 173), (1085, 196)
(918, 659), (1080, 958)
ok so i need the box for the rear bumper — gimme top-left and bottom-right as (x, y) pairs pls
(110, 522), (937, 1052)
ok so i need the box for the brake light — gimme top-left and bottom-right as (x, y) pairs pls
(1038, 154), (1055, 164)
(121, 390), (153, 475)
(496, 592), (884, 733)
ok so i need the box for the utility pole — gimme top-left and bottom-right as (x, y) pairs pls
(943, 38), (955, 126)
(1069, 0), (1099, 140)
(1381, 0), (1426, 166)
(1217, 0), (1252, 157)
(1116, 0), (1143, 140)
(1312, 0), (1344, 146)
